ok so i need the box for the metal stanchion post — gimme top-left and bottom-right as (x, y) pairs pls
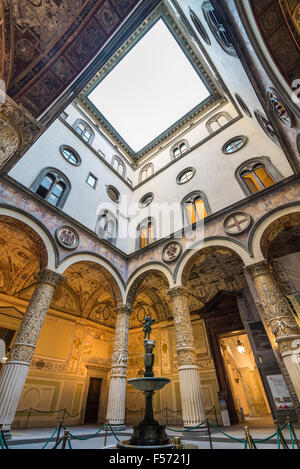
(56, 420), (63, 445)
(26, 407), (32, 428)
(206, 418), (213, 449)
(244, 426), (256, 449)
(173, 437), (183, 449)
(104, 421), (109, 447)
(61, 408), (66, 426)
(286, 417), (300, 449)
(61, 430), (70, 449)
(274, 420), (289, 449)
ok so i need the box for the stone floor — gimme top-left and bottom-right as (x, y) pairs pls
(2, 419), (299, 450)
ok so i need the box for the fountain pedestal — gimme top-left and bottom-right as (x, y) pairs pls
(117, 338), (173, 449)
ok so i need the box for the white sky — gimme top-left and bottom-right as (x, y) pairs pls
(89, 19), (210, 153)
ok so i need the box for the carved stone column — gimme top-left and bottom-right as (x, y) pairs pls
(106, 305), (130, 430)
(246, 261), (300, 401)
(167, 286), (205, 428)
(0, 268), (64, 436)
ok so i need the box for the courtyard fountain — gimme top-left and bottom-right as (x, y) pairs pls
(117, 317), (173, 449)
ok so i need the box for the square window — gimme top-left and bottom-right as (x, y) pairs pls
(86, 173), (98, 188)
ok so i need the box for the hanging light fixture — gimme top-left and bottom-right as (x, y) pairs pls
(236, 339), (245, 354)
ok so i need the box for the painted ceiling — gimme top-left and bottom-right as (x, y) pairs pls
(2, 0), (139, 117)
(250, 0), (300, 86)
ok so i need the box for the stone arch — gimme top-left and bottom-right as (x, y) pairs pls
(57, 253), (125, 304)
(175, 237), (252, 286)
(249, 205), (300, 261)
(0, 206), (57, 269)
(125, 264), (174, 308)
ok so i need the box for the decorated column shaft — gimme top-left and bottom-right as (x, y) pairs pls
(167, 286), (205, 428)
(246, 261), (300, 401)
(106, 305), (130, 427)
(0, 268), (64, 433)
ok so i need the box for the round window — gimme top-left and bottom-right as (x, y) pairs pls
(267, 89), (294, 128)
(60, 146), (81, 166)
(139, 193), (154, 208)
(222, 136), (248, 154)
(107, 185), (120, 203)
(176, 168), (196, 185)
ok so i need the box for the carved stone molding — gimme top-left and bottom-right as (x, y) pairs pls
(37, 268), (65, 287)
(167, 285), (189, 300)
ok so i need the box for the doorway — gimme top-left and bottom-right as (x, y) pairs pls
(220, 332), (272, 425)
(84, 377), (102, 424)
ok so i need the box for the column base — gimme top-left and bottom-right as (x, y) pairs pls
(109, 423), (126, 432)
(1, 429), (12, 440)
(183, 426), (208, 435)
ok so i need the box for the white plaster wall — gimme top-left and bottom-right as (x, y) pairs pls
(129, 116), (293, 251)
(176, 0), (277, 139)
(9, 118), (133, 253)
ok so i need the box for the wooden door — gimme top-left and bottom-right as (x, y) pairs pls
(84, 377), (102, 424)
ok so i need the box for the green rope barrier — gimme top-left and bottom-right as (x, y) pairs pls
(166, 420), (206, 432)
(51, 438), (63, 449)
(209, 422), (246, 443)
(276, 428), (281, 450)
(244, 440), (248, 449)
(0, 432), (5, 450)
(109, 424), (120, 442)
(67, 423), (106, 440)
(41, 425), (59, 449)
(0, 431), (9, 450)
(253, 424), (287, 443)
(68, 439), (72, 450)
(288, 423), (294, 450)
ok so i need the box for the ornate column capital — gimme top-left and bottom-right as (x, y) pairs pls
(167, 285), (189, 299)
(37, 268), (65, 287)
(245, 260), (270, 280)
(113, 304), (131, 315)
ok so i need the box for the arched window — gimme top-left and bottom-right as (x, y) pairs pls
(31, 168), (71, 208)
(96, 210), (118, 245)
(171, 140), (189, 159)
(236, 158), (282, 196)
(202, 2), (237, 57)
(73, 119), (94, 143)
(137, 218), (155, 249)
(182, 192), (210, 227)
(206, 112), (232, 134)
(139, 163), (154, 182)
(112, 156), (126, 178)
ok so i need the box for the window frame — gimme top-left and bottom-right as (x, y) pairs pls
(171, 139), (189, 160)
(111, 155), (126, 178)
(182, 191), (211, 228)
(139, 163), (154, 183)
(96, 209), (118, 245)
(206, 111), (232, 134)
(73, 119), (95, 144)
(176, 167), (196, 185)
(235, 157), (283, 196)
(202, 2), (237, 57)
(136, 217), (156, 250)
(31, 167), (71, 209)
(60, 145), (81, 166)
(86, 172), (98, 189)
(222, 136), (248, 155)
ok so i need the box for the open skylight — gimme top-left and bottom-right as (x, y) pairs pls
(88, 19), (210, 153)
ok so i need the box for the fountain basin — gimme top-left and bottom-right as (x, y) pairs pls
(128, 377), (170, 391)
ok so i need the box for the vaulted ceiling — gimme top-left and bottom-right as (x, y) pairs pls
(3, 0), (140, 117)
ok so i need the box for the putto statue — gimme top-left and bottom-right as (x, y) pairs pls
(143, 316), (156, 340)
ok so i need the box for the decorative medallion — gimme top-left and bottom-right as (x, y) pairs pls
(106, 185), (120, 203)
(223, 212), (252, 236)
(162, 241), (182, 263)
(266, 89), (294, 128)
(56, 226), (79, 250)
